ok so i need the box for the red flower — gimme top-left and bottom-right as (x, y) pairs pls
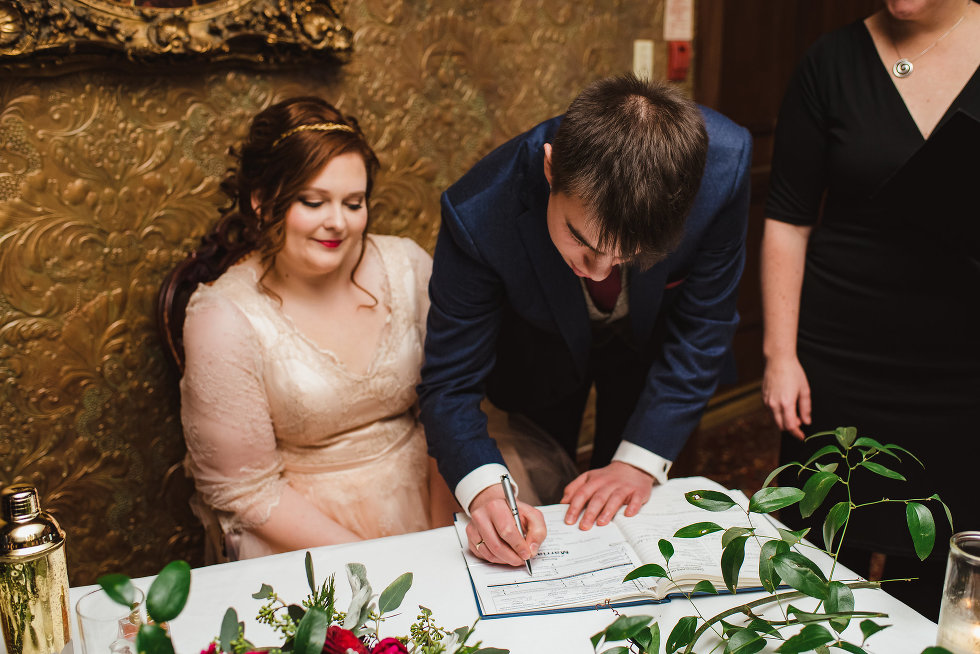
(371, 638), (408, 654)
(200, 644), (217, 654)
(322, 625), (369, 654)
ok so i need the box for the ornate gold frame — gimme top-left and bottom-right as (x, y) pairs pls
(0, 0), (352, 72)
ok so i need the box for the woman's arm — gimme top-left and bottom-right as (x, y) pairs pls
(245, 485), (359, 551)
(760, 218), (813, 439)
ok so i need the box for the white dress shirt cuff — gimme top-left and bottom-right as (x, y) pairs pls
(612, 441), (672, 486)
(455, 463), (515, 515)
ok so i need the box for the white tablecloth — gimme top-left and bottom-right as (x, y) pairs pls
(42, 526), (941, 654)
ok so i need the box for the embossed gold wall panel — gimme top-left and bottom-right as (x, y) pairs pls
(0, 0), (687, 583)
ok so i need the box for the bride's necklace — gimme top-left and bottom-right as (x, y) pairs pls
(890, 1), (971, 78)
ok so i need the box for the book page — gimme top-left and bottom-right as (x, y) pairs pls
(613, 477), (779, 592)
(454, 505), (652, 615)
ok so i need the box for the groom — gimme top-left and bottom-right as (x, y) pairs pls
(418, 74), (752, 567)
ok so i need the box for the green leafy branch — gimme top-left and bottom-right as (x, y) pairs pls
(591, 426), (956, 654)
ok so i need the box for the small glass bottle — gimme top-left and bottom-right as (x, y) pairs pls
(0, 485), (70, 654)
(937, 531), (980, 654)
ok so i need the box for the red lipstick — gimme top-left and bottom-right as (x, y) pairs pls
(318, 239), (342, 248)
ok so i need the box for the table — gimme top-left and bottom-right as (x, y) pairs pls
(42, 526), (941, 654)
(0, 526), (941, 654)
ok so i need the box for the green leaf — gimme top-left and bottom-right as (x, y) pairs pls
(928, 494), (955, 531)
(305, 552), (316, 594)
(722, 527), (755, 548)
(666, 616), (698, 654)
(635, 624), (659, 653)
(882, 443), (924, 467)
(135, 623), (174, 654)
(146, 560), (191, 623)
(759, 539), (790, 593)
(692, 580), (718, 594)
(815, 462), (838, 474)
(834, 427), (858, 449)
(859, 619), (890, 642)
(471, 649), (509, 654)
(836, 642), (868, 654)
(599, 648), (629, 654)
(674, 522), (724, 538)
(97, 574), (135, 608)
(906, 503), (936, 561)
(658, 539), (674, 564)
(251, 583), (274, 600)
(601, 615), (654, 642)
(343, 564), (372, 632)
(721, 536), (749, 594)
(776, 624), (833, 653)
(803, 445), (843, 468)
(748, 487), (805, 514)
(823, 501), (850, 551)
(287, 604), (306, 622)
(293, 607), (328, 654)
(726, 628), (766, 654)
(378, 572), (413, 614)
(859, 460), (906, 481)
(745, 619), (781, 638)
(919, 649), (955, 654)
(685, 490), (738, 512)
(853, 437), (900, 461)
(800, 472), (839, 518)
(772, 552), (828, 599)
(624, 564), (668, 581)
(763, 463), (800, 489)
(720, 620), (741, 636)
(826, 581), (855, 632)
(220, 608), (238, 653)
(777, 528), (809, 546)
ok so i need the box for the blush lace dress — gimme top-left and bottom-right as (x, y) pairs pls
(180, 235), (434, 560)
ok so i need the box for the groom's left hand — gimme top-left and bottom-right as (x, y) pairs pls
(561, 461), (657, 530)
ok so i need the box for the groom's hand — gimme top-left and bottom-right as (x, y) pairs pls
(561, 461), (656, 530)
(466, 485), (546, 567)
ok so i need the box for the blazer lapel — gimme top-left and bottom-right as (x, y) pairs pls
(516, 189), (592, 379)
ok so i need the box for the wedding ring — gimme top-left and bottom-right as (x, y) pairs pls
(475, 539), (485, 551)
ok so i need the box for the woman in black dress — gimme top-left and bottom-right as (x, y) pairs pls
(761, 0), (980, 620)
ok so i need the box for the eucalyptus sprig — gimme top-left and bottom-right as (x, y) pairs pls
(591, 426), (956, 654)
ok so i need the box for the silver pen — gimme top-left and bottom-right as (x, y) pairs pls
(500, 474), (533, 576)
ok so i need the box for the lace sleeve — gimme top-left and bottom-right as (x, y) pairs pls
(179, 287), (287, 533)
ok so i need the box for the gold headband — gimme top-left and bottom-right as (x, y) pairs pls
(272, 122), (356, 148)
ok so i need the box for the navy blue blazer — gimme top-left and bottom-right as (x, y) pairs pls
(418, 108), (752, 491)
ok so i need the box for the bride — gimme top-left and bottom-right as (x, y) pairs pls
(179, 96), (457, 561)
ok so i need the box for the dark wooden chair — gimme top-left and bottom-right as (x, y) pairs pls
(157, 214), (254, 564)
(157, 214), (254, 374)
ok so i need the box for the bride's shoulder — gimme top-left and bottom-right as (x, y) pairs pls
(368, 234), (431, 273)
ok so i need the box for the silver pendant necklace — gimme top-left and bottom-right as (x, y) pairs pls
(890, 1), (971, 78)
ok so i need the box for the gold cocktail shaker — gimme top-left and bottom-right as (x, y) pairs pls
(0, 485), (70, 654)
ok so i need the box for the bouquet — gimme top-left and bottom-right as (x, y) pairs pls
(98, 552), (507, 654)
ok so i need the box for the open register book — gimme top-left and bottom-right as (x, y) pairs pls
(454, 476), (780, 618)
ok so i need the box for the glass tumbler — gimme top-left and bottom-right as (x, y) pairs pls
(936, 531), (980, 654)
(75, 587), (143, 654)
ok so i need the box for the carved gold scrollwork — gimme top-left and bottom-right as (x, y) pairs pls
(0, 0), (352, 72)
